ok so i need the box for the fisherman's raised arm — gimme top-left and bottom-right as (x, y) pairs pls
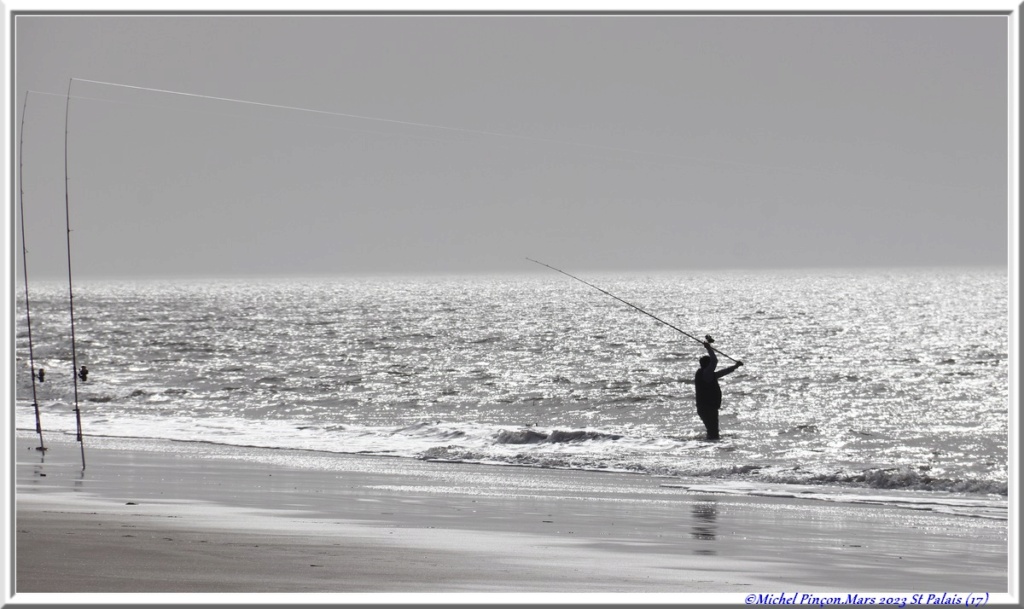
(701, 341), (718, 381)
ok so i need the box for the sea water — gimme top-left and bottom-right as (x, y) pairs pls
(13, 267), (1010, 519)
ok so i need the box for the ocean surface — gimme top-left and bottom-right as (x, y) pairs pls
(14, 267), (1010, 519)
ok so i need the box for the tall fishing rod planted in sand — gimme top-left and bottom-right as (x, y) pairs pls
(18, 91), (46, 453)
(64, 79), (86, 470)
(527, 258), (741, 363)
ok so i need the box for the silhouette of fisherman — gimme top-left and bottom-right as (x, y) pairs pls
(36, 368), (44, 383)
(78, 365), (88, 383)
(694, 338), (742, 440)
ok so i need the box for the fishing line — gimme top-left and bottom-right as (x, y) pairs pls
(73, 77), (586, 144)
(25, 89), (566, 161)
(59, 78), (985, 194)
(55, 79), (873, 183)
(527, 258), (740, 363)
(18, 90), (46, 453)
(63, 79), (86, 470)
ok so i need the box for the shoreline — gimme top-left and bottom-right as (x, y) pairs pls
(12, 433), (1010, 598)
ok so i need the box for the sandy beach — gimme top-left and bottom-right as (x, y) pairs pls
(11, 433), (1010, 602)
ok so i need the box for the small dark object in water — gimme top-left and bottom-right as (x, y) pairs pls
(78, 365), (89, 382)
(36, 368), (45, 383)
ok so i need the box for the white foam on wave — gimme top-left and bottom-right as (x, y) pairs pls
(16, 401), (1007, 522)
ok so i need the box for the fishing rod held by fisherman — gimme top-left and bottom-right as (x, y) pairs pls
(527, 257), (743, 363)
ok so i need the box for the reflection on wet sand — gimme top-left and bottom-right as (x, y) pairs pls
(691, 499), (717, 555)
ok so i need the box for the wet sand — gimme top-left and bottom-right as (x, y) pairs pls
(12, 434), (1010, 600)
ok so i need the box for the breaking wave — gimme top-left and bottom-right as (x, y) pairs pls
(802, 466), (1008, 496)
(495, 428), (622, 444)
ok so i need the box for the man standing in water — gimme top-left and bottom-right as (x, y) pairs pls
(694, 340), (743, 440)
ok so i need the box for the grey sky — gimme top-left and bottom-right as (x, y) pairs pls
(10, 10), (1010, 278)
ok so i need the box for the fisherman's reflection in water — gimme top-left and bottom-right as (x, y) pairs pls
(691, 499), (718, 555)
